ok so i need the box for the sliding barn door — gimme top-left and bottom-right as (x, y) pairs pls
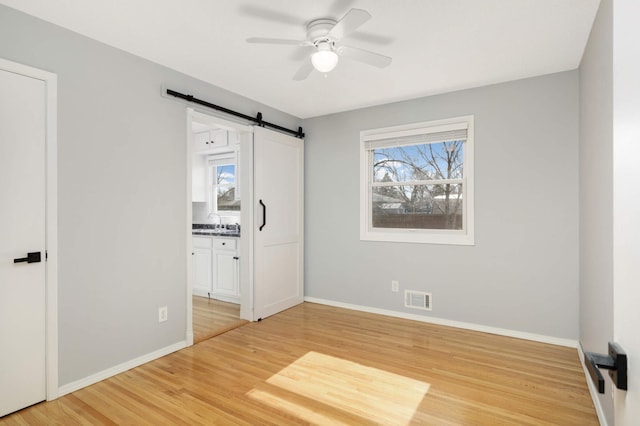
(253, 127), (304, 320)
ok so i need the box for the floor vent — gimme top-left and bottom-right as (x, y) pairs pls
(404, 290), (432, 311)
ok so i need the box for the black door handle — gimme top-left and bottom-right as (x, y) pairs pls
(259, 199), (266, 231)
(14, 252), (42, 264)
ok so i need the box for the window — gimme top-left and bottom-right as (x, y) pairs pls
(208, 154), (240, 214)
(360, 116), (474, 245)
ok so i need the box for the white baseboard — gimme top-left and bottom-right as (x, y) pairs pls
(304, 297), (578, 348)
(577, 344), (608, 426)
(57, 340), (187, 397)
(192, 291), (239, 305)
(209, 294), (240, 304)
(192, 288), (210, 298)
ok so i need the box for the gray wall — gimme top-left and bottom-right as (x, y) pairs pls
(0, 5), (300, 386)
(578, 0), (614, 422)
(303, 71), (580, 339)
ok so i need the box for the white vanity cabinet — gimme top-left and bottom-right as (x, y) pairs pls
(212, 238), (239, 303)
(192, 236), (213, 297)
(191, 235), (239, 303)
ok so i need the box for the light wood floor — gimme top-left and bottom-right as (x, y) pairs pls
(1, 303), (597, 425)
(192, 296), (247, 343)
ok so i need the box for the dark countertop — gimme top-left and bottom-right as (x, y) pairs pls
(192, 224), (240, 238)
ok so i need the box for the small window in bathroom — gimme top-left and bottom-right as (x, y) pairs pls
(208, 155), (240, 213)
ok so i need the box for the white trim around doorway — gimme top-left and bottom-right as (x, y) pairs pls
(185, 108), (255, 346)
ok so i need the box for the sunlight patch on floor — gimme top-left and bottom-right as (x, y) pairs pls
(247, 351), (430, 425)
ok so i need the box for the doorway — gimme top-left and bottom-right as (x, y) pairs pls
(187, 109), (253, 344)
(0, 58), (58, 415)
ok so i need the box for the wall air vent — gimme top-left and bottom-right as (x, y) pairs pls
(404, 290), (432, 311)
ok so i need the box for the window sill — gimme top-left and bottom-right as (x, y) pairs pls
(360, 229), (474, 246)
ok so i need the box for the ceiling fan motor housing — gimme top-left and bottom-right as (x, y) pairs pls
(307, 19), (337, 47)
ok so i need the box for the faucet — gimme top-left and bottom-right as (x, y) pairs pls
(207, 211), (222, 225)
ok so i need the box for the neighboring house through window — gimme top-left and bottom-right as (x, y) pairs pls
(360, 115), (474, 245)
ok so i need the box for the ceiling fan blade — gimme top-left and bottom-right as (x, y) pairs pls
(338, 45), (392, 68)
(246, 37), (308, 46)
(293, 60), (314, 81)
(328, 8), (371, 40)
(347, 31), (394, 46)
(290, 45), (315, 61)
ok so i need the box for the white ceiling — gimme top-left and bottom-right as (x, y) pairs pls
(1, 0), (599, 119)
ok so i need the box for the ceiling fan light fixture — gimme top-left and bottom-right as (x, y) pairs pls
(311, 43), (338, 73)
(247, 9), (390, 80)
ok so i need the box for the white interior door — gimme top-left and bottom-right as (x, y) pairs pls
(613, 0), (640, 420)
(0, 68), (47, 416)
(253, 127), (304, 320)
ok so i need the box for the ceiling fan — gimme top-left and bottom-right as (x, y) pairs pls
(246, 8), (392, 80)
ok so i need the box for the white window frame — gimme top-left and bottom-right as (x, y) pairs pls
(207, 152), (240, 218)
(360, 115), (474, 245)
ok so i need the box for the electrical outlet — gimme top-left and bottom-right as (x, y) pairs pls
(391, 280), (399, 292)
(158, 306), (168, 323)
